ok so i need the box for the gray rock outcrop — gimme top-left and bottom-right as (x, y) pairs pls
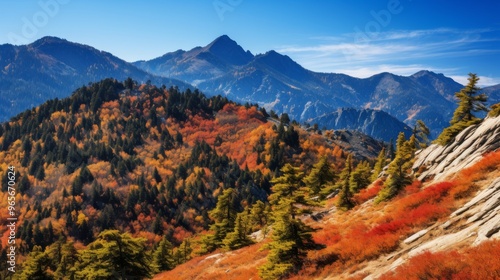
(413, 115), (500, 182)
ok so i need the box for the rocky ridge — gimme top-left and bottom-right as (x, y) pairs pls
(413, 115), (500, 182)
(363, 115), (500, 279)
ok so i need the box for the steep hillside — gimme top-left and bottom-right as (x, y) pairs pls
(0, 79), (386, 278)
(0, 37), (190, 121)
(154, 114), (500, 280)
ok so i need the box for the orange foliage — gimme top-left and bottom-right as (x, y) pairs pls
(154, 243), (267, 280)
(380, 240), (500, 280)
(313, 224), (341, 246)
(305, 149), (500, 278)
(353, 180), (383, 204)
(311, 180), (457, 275)
(172, 226), (192, 243)
(451, 150), (500, 199)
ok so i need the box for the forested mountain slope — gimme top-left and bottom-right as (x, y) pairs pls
(155, 111), (500, 280)
(0, 79), (383, 278)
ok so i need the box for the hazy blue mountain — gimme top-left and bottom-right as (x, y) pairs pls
(3, 35), (498, 141)
(0, 36), (190, 121)
(309, 108), (413, 141)
(133, 35), (253, 85)
(483, 84), (500, 106)
(135, 35), (488, 139)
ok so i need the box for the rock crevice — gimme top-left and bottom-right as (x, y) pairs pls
(413, 116), (500, 182)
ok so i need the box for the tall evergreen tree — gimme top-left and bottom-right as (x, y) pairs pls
(371, 147), (386, 182)
(178, 238), (192, 264)
(76, 230), (152, 279)
(259, 198), (315, 280)
(248, 200), (269, 233)
(201, 188), (239, 252)
(413, 120), (431, 148)
(349, 160), (372, 193)
(18, 174), (31, 195)
(376, 133), (416, 202)
(260, 164), (317, 279)
(436, 73), (488, 145)
(152, 236), (175, 273)
(268, 164), (311, 218)
(303, 156), (336, 197)
(223, 211), (254, 250)
(336, 154), (354, 209)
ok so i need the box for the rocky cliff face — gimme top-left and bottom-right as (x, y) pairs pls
(309, 107), (412, 141)
(364, 115), (500, 279)
(413, 115), (500, 182)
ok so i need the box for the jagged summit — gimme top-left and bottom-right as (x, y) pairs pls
(203, 35), (253, 66)
(133, 36), (488, 139)
(252, 50), (312, 81)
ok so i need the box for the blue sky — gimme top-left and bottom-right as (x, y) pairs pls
(1, 0), (499, 85)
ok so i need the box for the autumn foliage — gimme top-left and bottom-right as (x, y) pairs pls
(380, 240), (500, 280)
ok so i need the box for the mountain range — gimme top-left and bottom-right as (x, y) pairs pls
(134, 35), (500, 139)
(2, 35), (500, 141)
(0, 36), (190, 121)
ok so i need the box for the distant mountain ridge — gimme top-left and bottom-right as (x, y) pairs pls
(0, 36), (191, 121)
(310, 107), (413, 141)
(133, 35), (253, 85)
(134, 35), (500, 139)
(2, 35), (499, 141)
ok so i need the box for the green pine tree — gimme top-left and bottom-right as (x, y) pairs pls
(303, 156), (336, 198)
(336, 154), (354, 209)
(248, 200), (269, 233)
(201, 188), (239, 252)
(259, 199), (315, 280)
(152, 236), (175, 272)
(436, 73), (488, 145)
(413, 120), (430, 149)
(349, 160), (372, 193)
(371, 147), (387, 182)
(223, 211), (254, 250)
(260, 164), (317, 279)
(376, 133), (416, 203)
(178, 238), (192, 264)
(76, 230), (152, 279)
(268, 164), (313, 218)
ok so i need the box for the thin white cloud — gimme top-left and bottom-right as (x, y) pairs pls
(276, 28), (500, 84)
(333, 64), (458, 79)
(450, 75), (500, 87)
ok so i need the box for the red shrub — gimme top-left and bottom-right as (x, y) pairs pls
(380, 240), (500, 280)
(353, 180), (383, 204)
(406, 203), (448, 225)
(366, 219), (406, 236)
(313, 224), (341, 246)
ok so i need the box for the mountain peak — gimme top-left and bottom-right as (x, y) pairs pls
(256, 50), (301, 68)
(412, 70), (443, 78)
(204, 35), (253, 66)
(209, 34), (234, 45)
(29, 36), (71, 47)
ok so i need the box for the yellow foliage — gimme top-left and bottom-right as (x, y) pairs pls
(76, 212), (88, 226)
